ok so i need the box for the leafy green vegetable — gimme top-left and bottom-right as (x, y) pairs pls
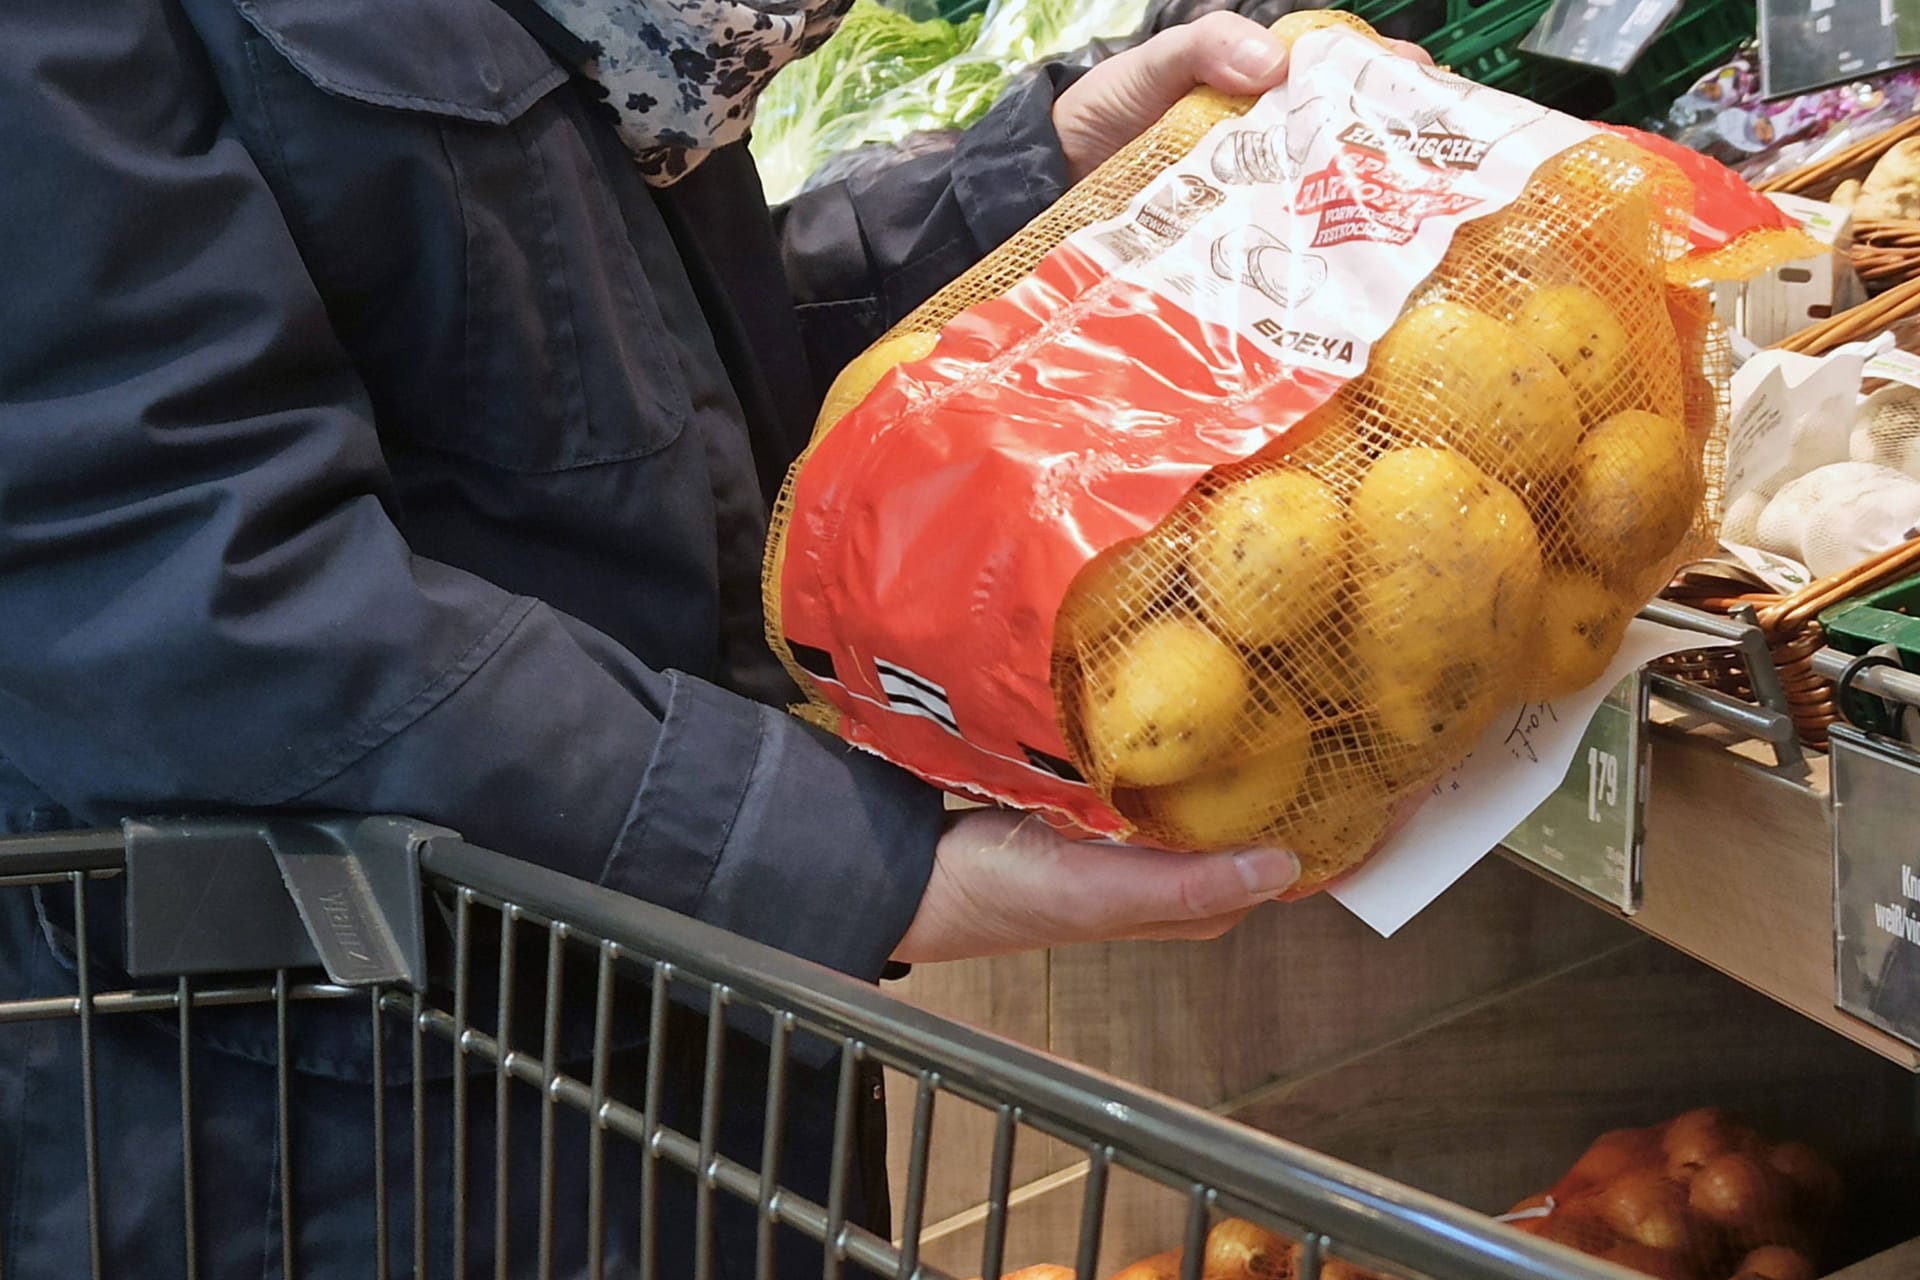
(751, 0), (1150, 204)
(752, 1), (980, 202)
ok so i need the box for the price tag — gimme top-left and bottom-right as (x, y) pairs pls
(1831, 725), (1920, 1049)
(1500, 670), (1647, 913)
(1520, 0), (1685, 75)
(1759, 0), (1917, 101)
(1898, 0), (1920, 59)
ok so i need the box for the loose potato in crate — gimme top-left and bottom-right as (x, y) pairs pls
(765, 14), (1809, 892)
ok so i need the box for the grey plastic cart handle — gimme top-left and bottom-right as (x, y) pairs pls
(119, 814), (454, 990)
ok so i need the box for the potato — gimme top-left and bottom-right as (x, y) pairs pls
(1130, 693), (1312, 847)
(1535, 570), (1629, 699)
(1191, 468), (1347, 649)
(1564, 409), (1699, 582)
(1349, 447), (1544, 655)
(815, 330), (939, 431)
(1515, 284), (1635, 420)
(1855, 138), (1920, 221)
(1269, 397), (1383, 492)
(1057, 525), (1189, 651)
(1348, 448), (1542, 765)
(1360, 302), (1584, 489)
(1080, 616), (1249, 786)
(1273, 746), (1396, 888)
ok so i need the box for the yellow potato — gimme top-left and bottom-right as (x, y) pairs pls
(1132, 694), (1313, 848)
(1368, 654), (1504, 776)
(1347, 448), (1543, 764)
(1360, 302), (1584, 488)
(1079, 616), (1249, 786)
(1534, 570), (1630, 699)
(1056, 525), (1188, 652)
(1191, 468), (1347, 650)
(815, 331), (939, 431)
(1563, 409), (1699, 582)
(1269, 10), (1378, 44)
(1515, 285), (1634, 420)
(1271, 744), (1396, 889)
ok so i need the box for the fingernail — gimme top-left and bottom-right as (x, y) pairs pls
(1234, 847), (1300, 897)
(1228, 36), (1287, 80)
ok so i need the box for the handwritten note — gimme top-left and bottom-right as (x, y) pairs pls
(1328, 618), (1734, 936)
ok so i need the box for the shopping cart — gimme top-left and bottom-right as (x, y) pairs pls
(0, 815), (1630, 1280)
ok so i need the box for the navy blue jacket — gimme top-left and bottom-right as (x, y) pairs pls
(0, 0), (1078, 1273)
(0, 0), (1075, 979)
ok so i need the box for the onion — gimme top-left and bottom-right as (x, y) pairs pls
(1661, 1108), (1736, 1176)
(1110, 1250), (1184, 1280)
(1767, 1142), (1842, 1216)
(1688, 1152), (1789, 1229)
(1535, 1210), (1618, 1255)
(1555, 1128), (1661, 1197)
(1204, 1218), (1293, 1280)
(1601, 1241), (1698, 1280)
(1589, 1172), (1701, 1254)
(1733, 1245), (1815, 1280)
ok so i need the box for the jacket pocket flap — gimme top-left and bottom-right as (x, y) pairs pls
(237, 0), (567, 124)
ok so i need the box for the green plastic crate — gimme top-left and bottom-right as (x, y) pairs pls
(1329, 0), (1755, 124)
(1820, 573), (1920, 670)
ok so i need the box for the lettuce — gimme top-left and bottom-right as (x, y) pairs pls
(752, 0), (1151, 204)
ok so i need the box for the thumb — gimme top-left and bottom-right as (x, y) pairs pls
(1068, 840), (1302, 923)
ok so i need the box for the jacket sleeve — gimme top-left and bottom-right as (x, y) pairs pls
(0, 0), (941, 982)
(773, 63), (1082, 393)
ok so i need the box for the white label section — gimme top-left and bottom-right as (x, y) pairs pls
(1068, 28), (1596, 379)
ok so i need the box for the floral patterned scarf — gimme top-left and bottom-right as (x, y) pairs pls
(532, 0), (852, 185)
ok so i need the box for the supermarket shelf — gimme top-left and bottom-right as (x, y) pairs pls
(1511, 709), (1920, 1071)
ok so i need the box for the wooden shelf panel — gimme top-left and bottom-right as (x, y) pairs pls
(1517, 719), (1920, 1070)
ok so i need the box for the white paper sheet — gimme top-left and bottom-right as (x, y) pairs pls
(1327, 618), (1735, 937)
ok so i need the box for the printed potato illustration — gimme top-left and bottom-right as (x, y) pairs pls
(1536, 570), (1630, 698)
(1515, 284), (1635, 420)
(1080, 615), (1250, 787)
(815, 330), (939, 430)
(1564, 409), (1700, 581)
(1358, 302), (1584, 490)
(1130, 693), (1313, 846)
(1191, 467), (1347, 649)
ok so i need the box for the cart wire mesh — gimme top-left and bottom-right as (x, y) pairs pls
(0, 820), (1635, 1280)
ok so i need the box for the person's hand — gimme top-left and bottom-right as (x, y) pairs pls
(890, 808), (1300, 964)
(1050, 11), (1437, 184)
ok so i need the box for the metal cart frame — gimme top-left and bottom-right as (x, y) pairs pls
(0, 816), (1630, 1280)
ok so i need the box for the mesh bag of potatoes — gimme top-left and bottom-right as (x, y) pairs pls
(765, 13), (1819, 894)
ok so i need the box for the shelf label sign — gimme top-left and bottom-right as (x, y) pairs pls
(1832, 726), (1920, 1049)
(1500, 670), (1646, 913)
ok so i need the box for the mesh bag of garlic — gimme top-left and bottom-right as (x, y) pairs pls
(764, 12), (1816, 894)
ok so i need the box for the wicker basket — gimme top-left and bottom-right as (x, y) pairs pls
(1657, 539), (1920, 748)
(1651, 266), (1920, 748)
(1758, 117), (1920, 290)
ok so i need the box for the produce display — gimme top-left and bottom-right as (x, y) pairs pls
(980, 1114), (1840, 1280)
(1501, 1109), (1842, 1280)
(765, 11), (1814, 892)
